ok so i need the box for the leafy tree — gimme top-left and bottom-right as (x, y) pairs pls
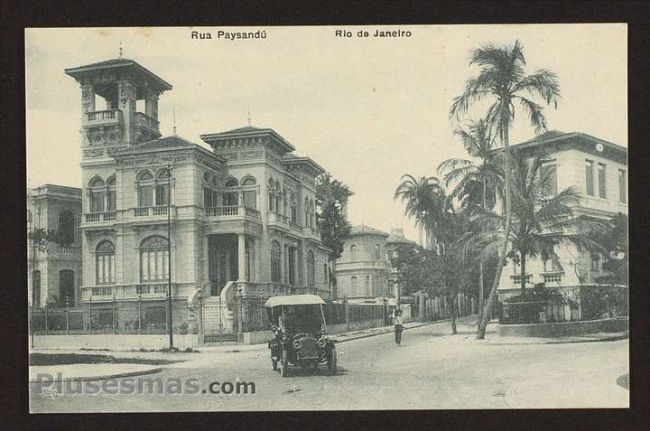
(316, 172), (353, 261)
(394, 174), (447, 249)
(438, 118), (502, 320)
(594, 213), (628, 286)
(450, 40), (561, 339)
(458, 154), (607, 295)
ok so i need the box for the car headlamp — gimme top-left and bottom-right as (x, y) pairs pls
(317, 337), (327, 348)
(292, 339), (302, 349)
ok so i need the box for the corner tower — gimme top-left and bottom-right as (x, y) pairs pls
(65, 57), (172, 157)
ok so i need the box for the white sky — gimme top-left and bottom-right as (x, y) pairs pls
(25, 25), (627, 244)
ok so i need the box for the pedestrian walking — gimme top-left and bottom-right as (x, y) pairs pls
(394, 309), (403, 346)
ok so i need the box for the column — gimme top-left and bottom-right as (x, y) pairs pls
(237, 234), (246, 281)
(117, 79), (136, 144)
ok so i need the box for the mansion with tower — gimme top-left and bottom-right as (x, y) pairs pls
(39, 55), (332, 331)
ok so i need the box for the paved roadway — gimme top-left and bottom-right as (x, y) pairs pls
(30, 321), (628, 412)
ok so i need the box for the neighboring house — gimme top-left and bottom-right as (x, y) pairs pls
(336, 225), (415, 301)
(497, 131), (628, 301)
(63, 55), (332, 326)
(27, 185), (82, 307)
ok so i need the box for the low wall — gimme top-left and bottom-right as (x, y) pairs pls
(31, 334), (201, 350)
(496, 317), (628, 338)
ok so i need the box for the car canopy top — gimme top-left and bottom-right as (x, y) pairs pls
(264, 294), (325, 308)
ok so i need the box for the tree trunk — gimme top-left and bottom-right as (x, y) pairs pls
(449, 294), (457, 334)
(478, 176), (487, 321)
(477, 125), (512, 340)
(520, 253), (527, 292)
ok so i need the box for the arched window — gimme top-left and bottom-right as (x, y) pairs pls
(89, 177), (105, 212)
(242, 177), (256, 186)
(242, 176), (257, 209)
(106, 176), (116, 211)
(225, 177), (239, 188)
(96, 240), (115, 285)
(290, 193), (297, 223)
(271, 241), (281, 283)
(350, 244), (357, 261)
(351, 276), (358, 296)
(310, 199), (315, 228)
(140, 236), (169, 282)
(282, 188), (288, 216)
(307, 251), (315, 288)
(137, 171), (154, 207)
(304, 198), (310, 226)
(155, 169), (171, 206)
(58, 210), (75, 245)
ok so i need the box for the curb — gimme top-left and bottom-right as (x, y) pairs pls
(487, 332), (629, 346)
(29, 366), (163, 383)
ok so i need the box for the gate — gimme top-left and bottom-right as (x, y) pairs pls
(201, 298), (236, 342)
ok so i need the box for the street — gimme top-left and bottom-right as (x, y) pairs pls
(30, 320), (629, 412)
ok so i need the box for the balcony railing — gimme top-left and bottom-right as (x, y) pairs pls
(134, 206), (175, 217)
(510, 274), (532, 285)
(289, 220), (302, 231)
(84, 109), (122, 124)
(91, 286), (114, 297)
(136, 283), (170, 295)
(542, 271), (564, 284)
(83, 211), (116, 223)
(57, 245), (81, 254)
(83, 283), (180, 300)
(205, 205), (260, 219)
(135, 112), (160, 131)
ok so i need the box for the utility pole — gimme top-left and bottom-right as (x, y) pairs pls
(166, 162), (174, 350)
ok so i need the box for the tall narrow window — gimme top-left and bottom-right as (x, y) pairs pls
(374, 244), (381, 260)
(140, 236), (169, 282)
(591, 253), (600, 271)
(89, 177), (105, 212)
(155, 169), (171, 206)
(271, 241), (281, 283)
(598, 163), (607, 198)
(351, 276), (358, 296)
(59, 269), (75, 306)
(96, 240), (115, 284)
(58, 210), (75, 245)
(324, 263), (329, 283)
(268, 179), (275, 212)
(137, 171), (154, 207)
(585, 160), (594, 197)
(106, 176), (116, 211)
(305, 198), (310, 226)
(619, 169), (626, 203)
(541, 162), (557, 197)
(290, 193), (297, 223)
(242, 177), (257, 209)
(350, 245), (357, 261)
(307, 251), (315, 288)
(32, 270), (41, 308)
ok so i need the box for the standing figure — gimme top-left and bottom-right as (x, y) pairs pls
(394, 309), (403, 346)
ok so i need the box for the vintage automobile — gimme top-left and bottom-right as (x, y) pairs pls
(265, 294), (337, 377)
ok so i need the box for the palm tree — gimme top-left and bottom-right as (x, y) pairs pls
(461, 154), (607, 295)
(438, 119), (502, 319)
(450, 40), (561, 339)
(394, 174), (446, 249)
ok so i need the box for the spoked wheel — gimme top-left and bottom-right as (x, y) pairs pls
(327, 347), (337, 376)
(279, 347), (289, 377)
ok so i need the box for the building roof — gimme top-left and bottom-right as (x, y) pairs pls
(200, 125), (296, 153)
(283, 154), (326, 175)
(65, 57), (172, 94)
(350, 225), (389, 237)
(386, 232), (416, 245)
(113, 135), (225, 162)
(511, 130), (627, 154)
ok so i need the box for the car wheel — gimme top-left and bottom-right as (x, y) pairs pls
(280, 347), (289, 377)
(327, 347), (337, 376)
